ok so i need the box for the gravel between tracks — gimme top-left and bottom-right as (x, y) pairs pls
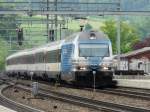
(3, 87), (101, 112)
(48, 87), (150, 109)
(9, 79), (150, 110)
(25, 80), (150, 110)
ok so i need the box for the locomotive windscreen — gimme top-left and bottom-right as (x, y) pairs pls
(79, 44), (109, 57)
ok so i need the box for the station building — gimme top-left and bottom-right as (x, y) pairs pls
(119, 47), (150, 74)
(115, 47), (150, 89)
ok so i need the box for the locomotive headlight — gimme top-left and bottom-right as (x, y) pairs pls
(101, 63), (110, 70)
(76, 66), (87, 70)
(103, 66), (109, 70)
(79, 67), (87, 70)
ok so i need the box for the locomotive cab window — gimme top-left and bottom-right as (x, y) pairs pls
(79, 44), (109, 57)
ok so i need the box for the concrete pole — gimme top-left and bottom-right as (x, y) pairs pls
(60, 24), (61, 40)
(117, 16), (121, 70)
(55, 0), (58, 41)
(117, 0), (121, 70)
(46, 0), (49, 43)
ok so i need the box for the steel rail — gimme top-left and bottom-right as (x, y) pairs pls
(99, 88), (150, 100)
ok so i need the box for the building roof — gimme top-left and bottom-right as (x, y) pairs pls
(120, 47), (150, 58)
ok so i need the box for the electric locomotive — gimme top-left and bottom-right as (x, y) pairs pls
(61, 30), (114, 86)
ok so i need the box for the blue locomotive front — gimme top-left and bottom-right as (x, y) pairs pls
(61, 30), (115, 87)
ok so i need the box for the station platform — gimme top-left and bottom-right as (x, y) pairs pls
(0, 105), (16, 112)
(114, 75), (150, 89)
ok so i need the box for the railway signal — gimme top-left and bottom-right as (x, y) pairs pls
(80, 25), (84, 31)
(49, 29), (55, 41)
(16, 28), (23, 45)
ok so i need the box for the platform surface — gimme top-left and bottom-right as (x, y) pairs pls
(0, 105), (16, 112)
(115, 78), (150, 89)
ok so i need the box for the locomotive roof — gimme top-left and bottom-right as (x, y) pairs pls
(79, 30), (109, 40)
(64, 30), (109, 42)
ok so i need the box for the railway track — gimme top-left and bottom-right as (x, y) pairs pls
(14, 83), (150, 112)
(81, 87), (150, 101)
(42, 78), (150, 101)
(96, 88), (150, 100)
(27, 77), (150, 101)
(2, 77), (150, 112)
(0, 79), (43, 112)
(0, 88), (43, 112)
(2, 76), (150, 100)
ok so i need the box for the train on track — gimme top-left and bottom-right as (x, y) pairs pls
(5, 30), (116, 87)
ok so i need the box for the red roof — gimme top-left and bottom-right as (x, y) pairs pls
(120, 47), (150, 58)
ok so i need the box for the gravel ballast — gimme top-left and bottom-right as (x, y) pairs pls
(3, 87), (101, 112)
(8, 78), (150, 110)
(31, 80), (150, 110)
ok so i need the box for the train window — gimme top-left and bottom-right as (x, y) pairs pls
(46, 49), (61, 63)
(21, 56), (24, 64)
(13, 58), (16, 64)
(35, 52), (44, 63)
(12, 58), (16, 65)
(10, 58), (13, 65)
(10, 58), (12, 65)
(8, 57), (18, 65)
(6, 59), (9, 65)
(27, 55), (34, 64)
(79, 44), (109, 57)
(18, 56), (22, 64)
(18, 57), (20, 64)
(15, 57), (19, 64)
(16, 57), (21, 64)
(21, 55), (27, 64)
(8, 55), (34, 65)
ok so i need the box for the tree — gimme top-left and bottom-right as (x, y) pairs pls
(84, 23), (93, 31)
(0, 0), (20, 40)
(132, 37), (150, 50)
(0, 1), (21, 70)
(0, 38), (8, 70)
(101, 19), (140, 53)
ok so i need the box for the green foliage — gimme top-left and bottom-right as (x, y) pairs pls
(0, 1), (20, 70)
(101, 19), (140, 54)
(0, 1), (20, 40)
(84, 23), (93, 31)
(0, 38), (8, 70)
(131, 17), (150, 38)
